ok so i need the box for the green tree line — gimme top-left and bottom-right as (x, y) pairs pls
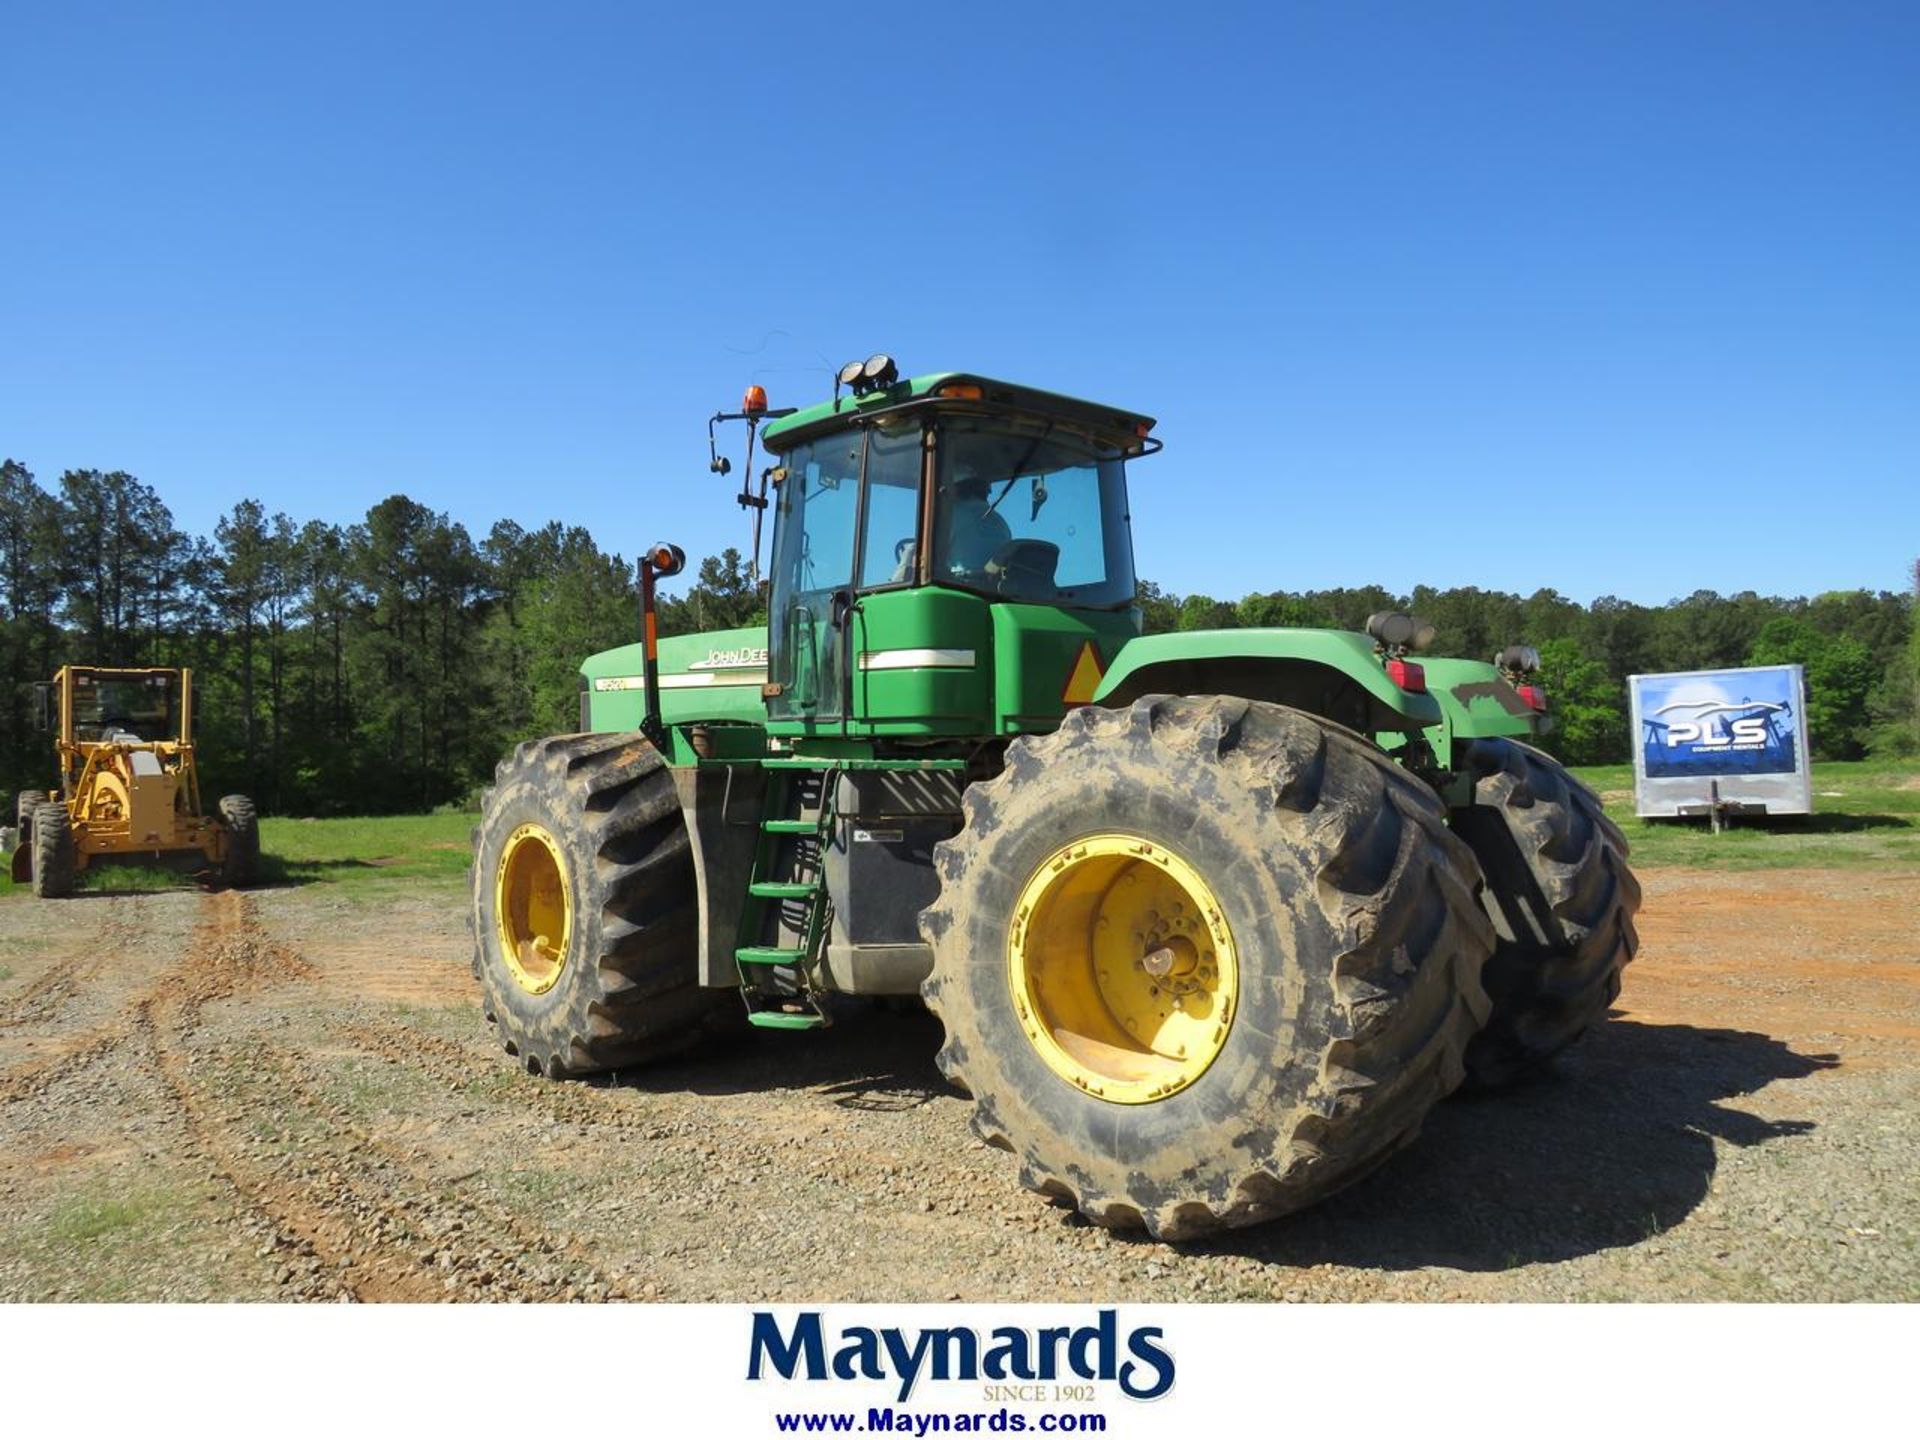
(0, 460), (761, 815)
(1139, 574), (1919, 765)
(3, 456), (1914, 814)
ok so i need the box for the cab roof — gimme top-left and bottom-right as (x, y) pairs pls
(759, 372), (1156, 454)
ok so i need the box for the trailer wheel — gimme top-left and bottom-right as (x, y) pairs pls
(471, 732), (734, 1077)
(1449, 738), (1641, 1086)
(218, 795), (260, 888)
(920, 695), (1494, 1239)
(30, 803), (75, 899)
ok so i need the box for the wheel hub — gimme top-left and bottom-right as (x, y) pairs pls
(495, 822), (572, 996)
(1007, 833), (1237, 1104)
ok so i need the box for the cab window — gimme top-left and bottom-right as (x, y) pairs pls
(932, 416), (1136, 607)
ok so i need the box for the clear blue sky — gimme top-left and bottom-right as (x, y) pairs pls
(4, 2), (1915, 606)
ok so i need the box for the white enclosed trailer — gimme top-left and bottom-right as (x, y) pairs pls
(1629, 663), (1812, 819)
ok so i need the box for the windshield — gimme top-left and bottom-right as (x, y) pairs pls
(71, 671), (177, 742)
(933, 416), (1136, 607)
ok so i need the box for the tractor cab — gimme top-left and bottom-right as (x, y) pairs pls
(752, 369), (1157, 737)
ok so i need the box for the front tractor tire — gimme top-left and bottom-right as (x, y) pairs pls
(1448, 738), (1641, 1087)
(920, 696), (1494, 1240)
(470, 732), (734, 1078)
(30, 803), (76, 899)
(217, 795), (260, 888)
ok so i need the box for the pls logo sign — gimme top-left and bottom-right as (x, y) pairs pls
(747, 1308), (1175, 1402)
(1657, 701), (1787, 749)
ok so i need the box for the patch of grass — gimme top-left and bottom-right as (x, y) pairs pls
(78, 864), (193, 895)
(7, 811), (474, 901)
(1569, 756), (1920, 870)
(494, 1166), (580, 1205)
(48, 1192), (168, 1243)
(463, 1068), (523, 1103)
(259, 812), (474, 895)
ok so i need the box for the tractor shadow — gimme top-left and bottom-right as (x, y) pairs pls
(609, 1002), (956, 1113)
(617, 1006), (1837, 1272)
(1169, 1017), (1838, 1273)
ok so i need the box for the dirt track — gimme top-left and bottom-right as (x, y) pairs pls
(2, 868), (1916, 1301)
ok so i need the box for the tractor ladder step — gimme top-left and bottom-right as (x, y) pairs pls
(735, 945), (810, 967)
(748, 880), (820, 900)
(745, 1010), (829, 1030)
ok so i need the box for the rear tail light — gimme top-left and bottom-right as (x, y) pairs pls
(1517, 684), (1547, 712)
(1385, 659), (1426, 693)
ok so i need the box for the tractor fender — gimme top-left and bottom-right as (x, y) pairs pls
(1093, 628), (1442, 733)
(1418, 656), (1545, 762)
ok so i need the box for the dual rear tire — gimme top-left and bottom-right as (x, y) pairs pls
(921, 696), (1496, 1240)
(1449, 738), (1641, 1086)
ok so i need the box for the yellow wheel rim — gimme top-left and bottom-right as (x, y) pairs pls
(1007, 833), (1238, 1104)
(494, 823), (572, 996)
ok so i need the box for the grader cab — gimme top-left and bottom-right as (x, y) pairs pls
(9, 666), (259, 898)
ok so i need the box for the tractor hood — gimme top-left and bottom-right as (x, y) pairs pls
(580, 627), (770, 732)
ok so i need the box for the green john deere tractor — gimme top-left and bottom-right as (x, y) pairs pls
(471, 359), (1639, 1238)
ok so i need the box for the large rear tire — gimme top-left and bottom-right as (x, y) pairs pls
(920, 696), (1494, 1239)
(1449, 737), (1641, 1086)
(470, 732), (735, 1078)
(31, 803), (75, 899)
(218, 795), (260, 888)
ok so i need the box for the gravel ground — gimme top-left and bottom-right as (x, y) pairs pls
(0, 866), (1914, 1302)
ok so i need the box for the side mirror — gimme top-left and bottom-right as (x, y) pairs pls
(31, 683), (52, 733)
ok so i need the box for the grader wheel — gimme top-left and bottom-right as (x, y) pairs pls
(921, 695), (1495, 1239)
(218, 795), (260, 888)
(30, 804), (76, 899)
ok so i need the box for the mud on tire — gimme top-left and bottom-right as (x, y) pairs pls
(470, 732), (735, 1078)
(218, 795), (260, 888)
(1449, 737), (1641, 1086)
(919, 695), (1494, 1240)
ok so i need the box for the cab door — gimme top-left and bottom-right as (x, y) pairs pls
(767, 436), (863, 727)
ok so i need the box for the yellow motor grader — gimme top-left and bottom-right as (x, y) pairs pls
(9, 666), (258, 898)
